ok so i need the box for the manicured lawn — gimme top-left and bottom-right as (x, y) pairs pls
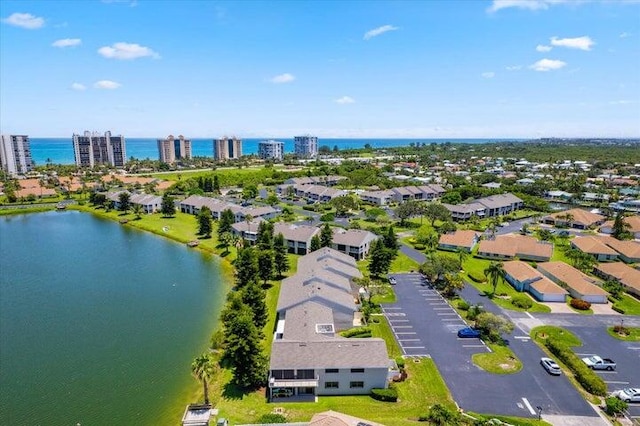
(390, 251), (421, 273)
(531, 325), (582, 346)
(370, 316), (402, 357)
(462, 254), (551, 313)
(472, 344), (523, 374)
(0, 205), (57, 215)
(611, 293), (640, 316)
(607, 326), (640, 342)
(371, 283), (397, 304)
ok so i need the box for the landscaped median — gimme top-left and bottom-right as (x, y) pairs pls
(531, 326), (607, 402)
(607, 325), (640, 342)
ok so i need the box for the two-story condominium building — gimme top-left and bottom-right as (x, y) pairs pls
(294, 135), (318, 159)
(258, 140), (285, 161)
(438, 230), (480, 253)
(294, 185), (347, 202)
(331, 228), (378, 260)
(231, 218), (264, 244)
(107, 191), (163, 213)
(273, 222), (321, 255)
(444, 193), (523, 221)
(179, 195), (278, 222)
(477, 234), (553, 262)
(0, 134), (33, 176)
(570, 236), (619, 262)
(284, 175), (347, 187)
(537, 261), (609, 304)
(269, 248), (393, 401)
(359, 185), (445, 206)
(359, 189), (394, 206)
(503, 261), (568, 302)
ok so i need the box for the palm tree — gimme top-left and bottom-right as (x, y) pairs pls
(191, 353), (215, 405)
(425, 232), (439, 252)
(132, 204), (143, 220)
(484, 261), (506, 296)
(457, 249), (468, 268)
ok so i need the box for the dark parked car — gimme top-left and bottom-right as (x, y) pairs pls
(540, 357), (562, 375)
(457, 327), (481, 338)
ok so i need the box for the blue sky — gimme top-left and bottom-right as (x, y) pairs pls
(1, 0), (639, 138)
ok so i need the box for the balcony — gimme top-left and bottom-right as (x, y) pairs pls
(268, 375), (319, 388)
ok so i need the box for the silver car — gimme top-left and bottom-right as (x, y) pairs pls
(540, 357), (561, 375)
(612, 388), (640, 403)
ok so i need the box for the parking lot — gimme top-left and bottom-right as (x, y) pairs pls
(384, 273), (598, 419)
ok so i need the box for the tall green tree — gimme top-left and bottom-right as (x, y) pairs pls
(191, 353), (215, 404)
(273, 233), (289, 278)
(213, 175), (220, 194)
(218, 208), (235, 239)
(612, 212), (632, 240)
(256, 221), (274, 250)
(241, 281), (268, 331)
(161, 193), (175, 217)
(257, 250), (274, 285)
(132, 203), (142, 219)
(424, 203), (452, 226)
(118, 192), (131, 212)
(223, 306), (267, 389)
(442, 272), (465, 298)
(383, 225), (398, 251)
(419, 253), (460, 283)
(484, 261), (506, 295)
(219, 231), (233, 255)
(197, 206), (213, 237)
(368, 239), (393, 277)
(394, 201), (418, 226)
(320, 223), (333, 248)
(331, 195), (359, 217)
(310, 235), (321, 252)
(457, 249), (468, 267)
(475, 312), (514, 342)
(235, 246), (258, 288)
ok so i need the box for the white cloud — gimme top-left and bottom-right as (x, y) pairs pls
(2, 12), (44, 29)
(70, 83), (86, 91)
(536, 44), (552, 52)
(481, 72), (495, 79)
(363, 24), (398, 40)
(94, 80), (121, 89)
(550, 36), (594, 51)
(52, 38), (81, 48)
(270, 73), (295, 84)
(529, 58), (567, 71)
(619, 32), (631, 38)
(609, 100), (636, 105)
(335, 96), (355, 104)
(506, 65), (522, 71)
(488, 0), (556, 12)
(98, 42), (159, 60)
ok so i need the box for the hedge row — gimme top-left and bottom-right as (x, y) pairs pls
(511, 294), (533, 309)
(570, 298), (591, 310)
(341, 327), (372, 338)
(371, 387), (398, 402)
(544, 338), (607, 396)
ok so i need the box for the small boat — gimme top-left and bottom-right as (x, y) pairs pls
(56, 203), (67, 210)
(187, 240), (199, 247)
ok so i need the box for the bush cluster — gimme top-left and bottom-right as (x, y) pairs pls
(395, 357), (406, 370)
(320, 212), (335, 222)
(413, 243), (426, 250)
(468, 272), (487, 283)
(257, 413), (287, 423)
(544, 338), (607, 396)
(613, 325), (630, 335)
(604, 396), (628, 416)
(457, 300), (470, 311)
(370, 387), (398, 402)
(570, 299), (591, 310)
(511, 294), (533, 309)
(341, 326), (372, 338)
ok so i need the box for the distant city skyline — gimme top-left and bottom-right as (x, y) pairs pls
(1, 0), (639, 138)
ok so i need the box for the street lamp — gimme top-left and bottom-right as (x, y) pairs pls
(536, 406), (542, 421)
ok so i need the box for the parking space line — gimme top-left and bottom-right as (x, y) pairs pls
(384, 307), (403, 310)
(442, 318), (464, 321)
(398, 339), (420, 342)
(403, 346), (426, 349)
(393, 325), (413, 329)
(433, 307), (451, 309)
(437, 312), (457, 315)
(396, 332), (417, 335)
(522, 398), (536, 415)
(389, 319), (409, 323)
(462, 344), (486, 348)
(604, 381), (629, 384)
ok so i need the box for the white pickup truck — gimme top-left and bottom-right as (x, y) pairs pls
(582, 355), (616, 371)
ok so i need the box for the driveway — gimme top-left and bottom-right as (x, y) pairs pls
(384, 274), (597, 419)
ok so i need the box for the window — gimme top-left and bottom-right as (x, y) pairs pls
(325, 381), (339, 389)
(350, 368), (365, 373)
(350, 381), (364, 389)
(325, 368), (339, 374)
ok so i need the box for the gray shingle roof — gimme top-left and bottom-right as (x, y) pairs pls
(331, 228), (377, 247)
(270, 339), (390, 370)
(274, 222), (321, 243)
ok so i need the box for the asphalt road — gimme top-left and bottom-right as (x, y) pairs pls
(384, 273), (597, 418)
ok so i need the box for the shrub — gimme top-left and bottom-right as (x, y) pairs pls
(468, 272), (487, 283)
(544, 338), (607, 396)
(371, 387), (398, 402)
(611, 304), (625, 314)
(511, 294), (533, 309)
(320, 212), (335, 222)
(613, 325), (630, 335)
(457, 300), (470, 311)
(302, 205), (316, 211)
(341, 327), (372, 338)
(395, 357), (406, 370)
(323, 205), (333, 211)
(257, 413), (287, 423)
(418, 404), (460, 424)
(413, 243), (426, 250)
(570, 299), (591, 310)
(604, 396), (628, 416)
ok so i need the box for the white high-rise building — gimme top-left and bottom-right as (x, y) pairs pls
(158, 134), (192, 163)
(258, 140), (285, 161)
(0, 134), (33, 176)
(294, 135), (318, 158)
(72, 131), (127, 167)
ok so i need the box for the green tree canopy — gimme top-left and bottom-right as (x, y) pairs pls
(273, 232), (289, 278)
(197, 206), (213, 238)
(118, 192), (131, 212)
(161, 193), (175, 217)
(235, 246), (258, 288)
(320, 223), (333, 248)
(310, 234), (321, 252)
(218, 208), (235, 239)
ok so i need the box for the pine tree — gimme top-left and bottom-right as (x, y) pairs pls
(257, 249), (274, 285)
(241, 280), (268, 331)
(161, 193), (175, 217)
(320, 223), (333, 248)
(368, 239), (393, 277)
(612, 212), (632, 240)
(213, 175), (220, 194)
(383, 225), (398, 251)
(218, 208), (235, 239)
(197, 206), (213, 237)
(273, 233), (289, 278)
(256, 221), (274, 250)
(310, 235), (321, 252)
(235, 246), (258, 289)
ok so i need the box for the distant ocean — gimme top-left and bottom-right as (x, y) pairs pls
(29, 138), (525, 166)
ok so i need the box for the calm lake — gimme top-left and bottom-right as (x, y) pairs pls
(0, 211), (226, 425)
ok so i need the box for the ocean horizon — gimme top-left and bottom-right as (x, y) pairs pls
(29, 137), (527, 166)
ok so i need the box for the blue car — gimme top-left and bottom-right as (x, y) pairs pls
(457, 327), (481, 338)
